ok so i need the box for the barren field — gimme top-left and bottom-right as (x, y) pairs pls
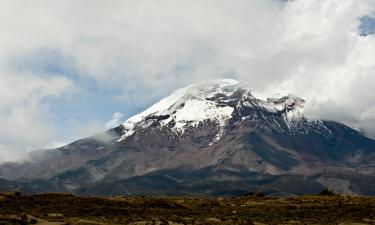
(1, 192), (375, 224)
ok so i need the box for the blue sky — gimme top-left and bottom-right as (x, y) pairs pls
(9, 48), (157, 140)
(0, 0), (375, 161)
(359, 15), (375, 36)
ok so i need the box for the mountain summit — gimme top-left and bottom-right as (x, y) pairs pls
(119, 79), (307, 142)
(120, 79), (243, 141)
(1, 79), (375, 196)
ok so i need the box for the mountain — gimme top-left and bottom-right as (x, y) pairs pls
(1, 79), (375, 196)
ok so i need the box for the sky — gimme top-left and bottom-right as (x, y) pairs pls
(0, 0), (375, 161)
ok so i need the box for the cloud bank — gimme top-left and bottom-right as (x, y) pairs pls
(0, 0), (375, 161)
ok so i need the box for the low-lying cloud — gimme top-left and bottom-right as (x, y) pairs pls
(105, 112), (124, 130)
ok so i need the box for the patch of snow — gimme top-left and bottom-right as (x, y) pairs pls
(122, 86), (190, 127)
(166, 99), (234, 132)
(263, 95), (305, 129)
(117, 128), (135, 142)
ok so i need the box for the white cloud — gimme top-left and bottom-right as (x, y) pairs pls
(43, 141), (68, 150)
(105, 112), (124, 130)
(256, 0), (375, 135)
(0, 0), (375, 161)
(0, 72), (74, 161)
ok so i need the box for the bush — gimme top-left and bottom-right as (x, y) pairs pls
(318, 189), (336, 196)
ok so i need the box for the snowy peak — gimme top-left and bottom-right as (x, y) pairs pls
(119, 79), (309, 141)
(119, 79), (243, 140)
(124, 79), (240, 126)
(124, 79), (241, 124)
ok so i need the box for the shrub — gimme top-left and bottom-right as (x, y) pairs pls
(318, 189), (336, 196)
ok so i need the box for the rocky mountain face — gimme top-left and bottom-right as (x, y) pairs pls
(1, 79), (375, 196)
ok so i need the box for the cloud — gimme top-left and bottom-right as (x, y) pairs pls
(0, 0), (375, 161)
(105, 112), (124, 130)
(70, 121), (105, 139)
(0, 70), (75, 161)
(256, 0), (375, 136)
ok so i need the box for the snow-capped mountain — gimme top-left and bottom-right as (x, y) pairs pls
(0, 79), (374, 196)
(118, 79), (329, 142)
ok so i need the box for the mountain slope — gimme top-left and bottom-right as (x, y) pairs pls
(0, 79), (374, 196)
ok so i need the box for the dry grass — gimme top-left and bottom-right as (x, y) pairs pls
(0, 192), (375, 224)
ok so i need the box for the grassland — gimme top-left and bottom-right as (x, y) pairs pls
(1, 192), (375, 224)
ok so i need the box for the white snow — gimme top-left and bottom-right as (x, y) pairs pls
(124, 86), (190, 126)
(258, 95), (305, 129)
(167, 98), (234, 133)
(118, 79), (309, 142)
(119, 79), (240, 141)
(125, 78), (239, 126)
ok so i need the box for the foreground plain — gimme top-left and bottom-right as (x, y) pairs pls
(1, 192), (375, 224)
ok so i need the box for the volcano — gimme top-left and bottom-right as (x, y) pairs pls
(1, 79), (374, 196)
